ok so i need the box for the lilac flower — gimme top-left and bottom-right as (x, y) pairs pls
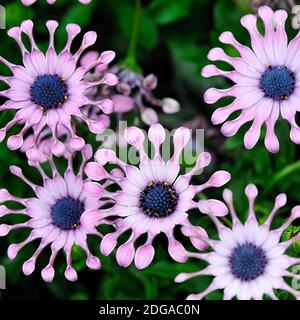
(21, 127), (75, 164)
(0, 20), (118, 160)
(202, 6), (300, 153)
(176, 184), (300, 300)
(0, 145), (115, 282)
(21, 0), (91, 5)
(84, 123), (231, 269)
(81, 51), (180, 126)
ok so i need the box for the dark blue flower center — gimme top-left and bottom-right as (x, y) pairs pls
(51, 196), (84, 230)
(260, 65), (295, 101)
(230, 243), (267, 282)
(31, 74), (68, 111)
(140, 181), (178, 218)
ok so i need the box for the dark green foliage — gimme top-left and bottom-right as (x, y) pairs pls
(0, 0), (299, 300)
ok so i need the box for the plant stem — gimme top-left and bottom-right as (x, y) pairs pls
(123, 0), (142, 72)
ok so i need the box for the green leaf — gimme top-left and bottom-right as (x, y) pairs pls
(206, 291), (223, 300)
(147, 0), (194, 26)
(139, 11), (159, 50)
(5, 3), (35, 27)
(214, 0), (248, 40)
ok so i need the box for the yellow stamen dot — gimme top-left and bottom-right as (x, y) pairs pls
(40, 106), (45, 111)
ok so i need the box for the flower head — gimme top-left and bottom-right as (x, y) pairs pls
(21, 0), (91, 5)
(81, 52), (180, 126)
(0, 145), (115, 282)
(0, 20), (118, 160)
(202, 6), (300, 153)
(84, 123), (231, 269)
(175, 184), (300, 300)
